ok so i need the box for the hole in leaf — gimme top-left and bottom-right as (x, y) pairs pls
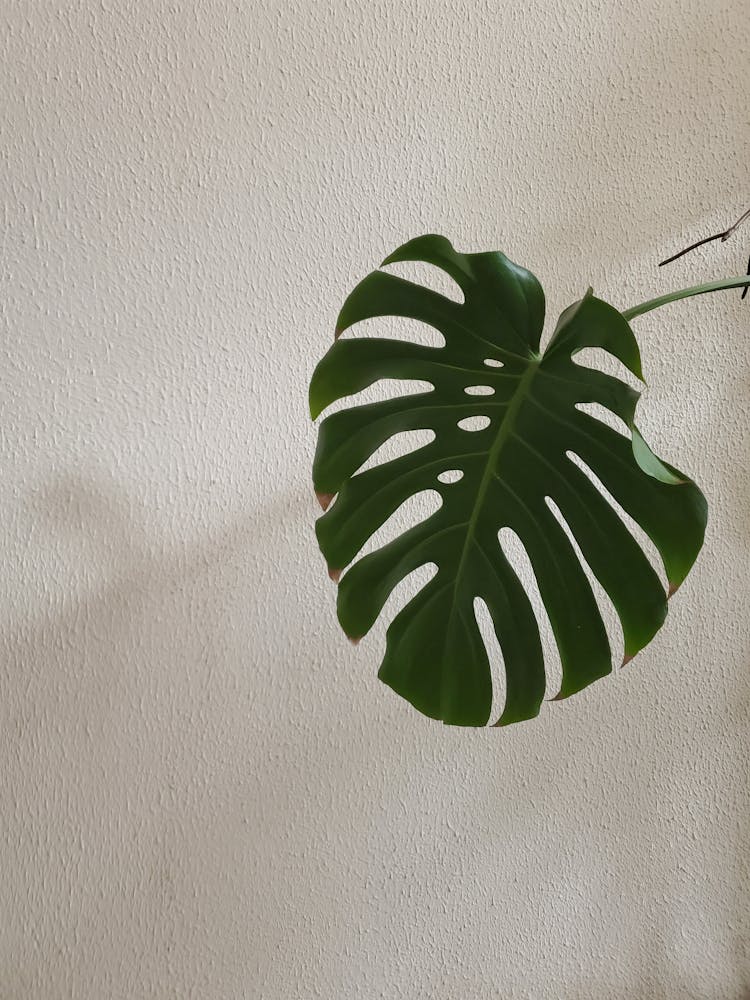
(457, 415), (490, 432)
(352, 489), (443, 563)
(464, 385), (495, 396)
(383, 260), (465, 304)
(498, 526), (561, 699)
(545, 496), (624, 668)
(573, 347), (641, 389)
(437, 469), (463, 484)
(356, 429), (436, 475)
(484, 358), (504, 368)
(565, 451), (668, 590)
(376, 562), (440, 643)
(473, 596), (506, 725)
(574, 402), (630, 438)
(323, 379), (434, 416)
(347, 316), (445, 348)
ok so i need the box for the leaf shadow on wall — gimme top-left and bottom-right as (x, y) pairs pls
(3, 468), (749, 997)
(0, 474), (375, 996)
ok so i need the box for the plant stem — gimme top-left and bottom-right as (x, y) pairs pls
(623, 276), (750, 321)
(658, 207), (750, 267)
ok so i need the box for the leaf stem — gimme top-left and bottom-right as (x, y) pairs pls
(622, 276), (750, 321)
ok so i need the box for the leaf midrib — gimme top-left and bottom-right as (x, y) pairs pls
(450, 356), (542, 606)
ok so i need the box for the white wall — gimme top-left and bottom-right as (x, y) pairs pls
(1, 1), (748, 997)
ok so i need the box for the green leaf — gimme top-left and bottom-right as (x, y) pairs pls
(310, 235), (707, 727)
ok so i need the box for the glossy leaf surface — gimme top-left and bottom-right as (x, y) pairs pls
(310, 236), (706, 726)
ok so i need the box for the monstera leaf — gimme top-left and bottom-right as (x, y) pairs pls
(310, 235), (707, 727)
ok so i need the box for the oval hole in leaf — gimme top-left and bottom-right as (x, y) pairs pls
(437, 469), (463, 484)
(464, 385), (495, 396)
(574, 401), (630, 438)
(384, 259), (465, 304)
(457, 415), (490, 432)
(473, 596), (507, 725)
(545, 496), (624, 668)
(498, 526), (561, 699)
(565, 450), (668, 590)
(484, 358), (504, 368)
(356, 428), (436, 475)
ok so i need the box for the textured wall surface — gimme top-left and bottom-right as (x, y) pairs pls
(1, 1), (749, 997)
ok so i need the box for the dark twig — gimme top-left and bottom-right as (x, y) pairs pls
(659, 207), (750, 267)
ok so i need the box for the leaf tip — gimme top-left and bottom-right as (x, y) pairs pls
(333, 308), (348, 340)
(315, 491), (334, 511)
(668, 581), (680, 598)
(347, 634), (362, 646)
(621, 653), (635, 668)
(327, 566), (341, 584)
